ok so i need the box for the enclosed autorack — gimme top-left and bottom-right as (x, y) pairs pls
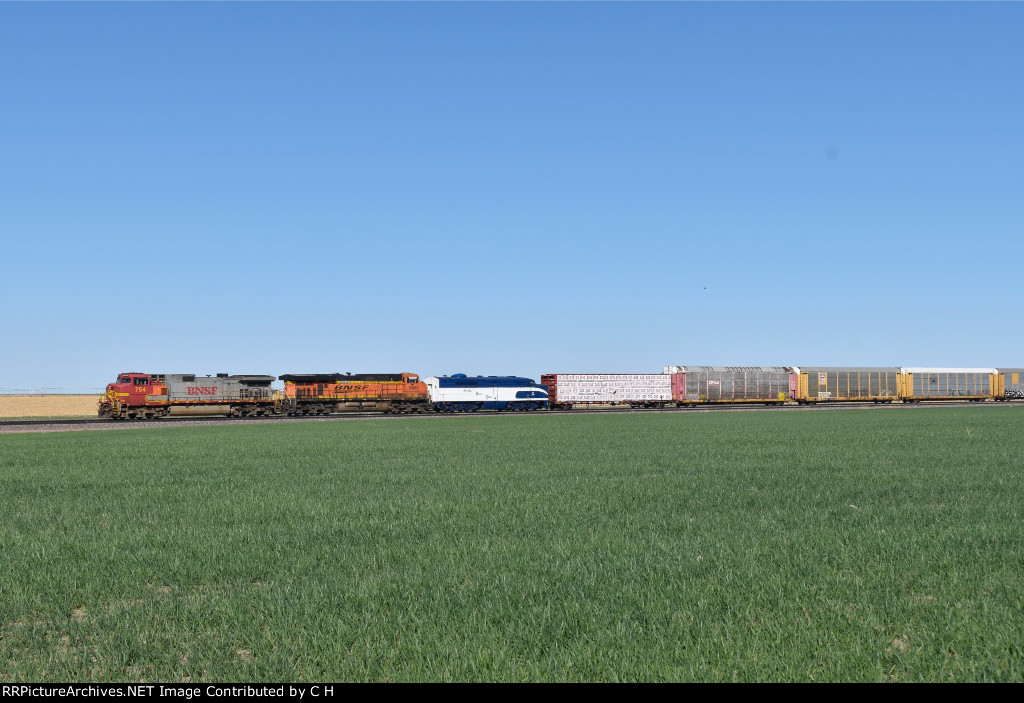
(541, 373), (674, 409)
(664, 366), (793, 405)
(897, 368), (1000, 402)
(792, 367), (899, 404)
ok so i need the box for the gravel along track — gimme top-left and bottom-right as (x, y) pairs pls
(0, 400), (1017, 435)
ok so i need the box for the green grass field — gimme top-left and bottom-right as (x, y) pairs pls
(1, 407), (1021, 682)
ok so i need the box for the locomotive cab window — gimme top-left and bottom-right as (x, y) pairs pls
(134, 378), (148, 385)
(408, 377), (418, 384)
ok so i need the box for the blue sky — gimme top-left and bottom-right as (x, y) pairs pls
(1, 2), (1022, 390)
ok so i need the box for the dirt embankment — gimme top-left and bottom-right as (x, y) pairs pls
(0, 395), (99, 418)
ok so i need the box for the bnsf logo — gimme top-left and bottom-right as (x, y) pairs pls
(187, 386), (218, 396)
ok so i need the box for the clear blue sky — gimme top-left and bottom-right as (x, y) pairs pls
(2, 2), (1022, 390)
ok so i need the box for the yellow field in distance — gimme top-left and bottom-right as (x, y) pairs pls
(0, 395), (98, 418)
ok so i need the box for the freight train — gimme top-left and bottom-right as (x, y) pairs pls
(97, 366), (1024, 420)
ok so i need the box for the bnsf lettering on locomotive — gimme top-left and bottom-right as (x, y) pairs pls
(187, 386), (218, 395)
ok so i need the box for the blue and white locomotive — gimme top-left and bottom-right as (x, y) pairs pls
(425, 374), (549, 412)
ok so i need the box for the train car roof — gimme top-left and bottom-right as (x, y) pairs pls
(543, 373), (669, 377)
(431, 375), (539, 386)
(278, 373), (409, 383)
(154, 373), (276, 382)
(898, 367), (998, 374)
(664, 366), (791, 373)
(792, 367), (900, 373)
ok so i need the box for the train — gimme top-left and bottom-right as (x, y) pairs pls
(96, 366), (1024, 420)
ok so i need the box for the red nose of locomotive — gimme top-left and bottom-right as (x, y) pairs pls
(99, 372), (137, 418)
(99, 372), (169, 419)
(107, 379), (128, 393)
(106, 372), (139, 394)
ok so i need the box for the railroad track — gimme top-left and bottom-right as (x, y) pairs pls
(2, 399), (1019, 434)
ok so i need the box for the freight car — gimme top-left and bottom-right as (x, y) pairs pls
(998, 369), (1024, 399)
(98, 372), (278, 419)
(278, 372), (430, 415)
(791, 367), (899, 404)
(425, 374), (549, 412)
(897, 368), (999, 402)
(663, 366), (792, 405)
(542, 374), (675, 409)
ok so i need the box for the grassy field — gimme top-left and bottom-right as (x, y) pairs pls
(0, 407), (1021, 681)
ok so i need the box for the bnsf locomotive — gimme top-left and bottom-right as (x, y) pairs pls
(278, 372), (431, 415)
(98, 372), (278, 420)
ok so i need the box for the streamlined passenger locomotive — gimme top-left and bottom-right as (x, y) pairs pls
(425, 374), (549, 412)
